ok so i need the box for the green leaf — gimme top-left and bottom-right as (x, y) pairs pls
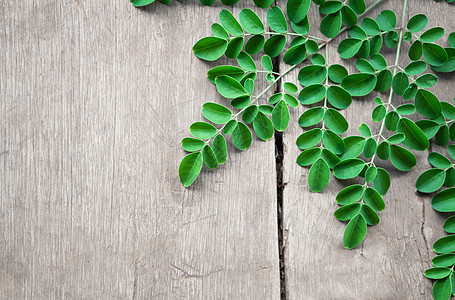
(361, 204), (380, 226)
(219, 9), (243, 36)
(299, 107), (325, 127)
(363, 187), (385, 211)
(433, 276), (452, 300)
(231, 95), (250, 109)
(407, 14), (428, 32)
(415, 89), (442, 118)
(373, 168), (390, 195)
(360, 18), (381, 35)
(182, 137), (205, 152)
(348, 0), (365, 14)
(341, 73), (377, 97)
(190, 122), (217, 139)
(283, 93), (298, 108)
(216, 75), (247, 98)
(445, 168), (455, 188)
(193, 37), (228, 61)
(415, 74), (438, 88)
(423, 43), (448, 66)
(335, 203), (361, 221)
(374, 69), (392, 92)
(434, 235), (455, 254)
(432, 254), (455, 267)
(179, 152), (203, 187)
(299, 84), (326, 105)
(311, 53), (326, 65)
(385, 31), (399, 48)
(309, 158), (331, 192)
(283, 43), (307, 65)
(376, 10), (396, 32)
(272, 100), (290, 131)
(259, 104), (273, 115)
(239, 9), (264, 34)
(349, 25), (367, 39)
(321, 148), (340, 169)
(392, 72), (409, 96)
(363, 137), (377, 158)
(253, 111), (274, 141)
(385, 111), (400, 131)
(207, 66), (244, 84)
(212, 135), (227, 164)
(397, 118), (429, 151)
(333, 158), (365, 179)
(267, 6), (287, 33)
(396, 104), (415, 115)
(341, 5), (357, 26)
(211, 23), (229, 39)
(242, 105), (258, 123)
(202, 145), (218, 169)
(421, 27), (445, 43)
(264, 35), (286, 57)
(432, 188), (455, 212)
(409, 41), (423, 61)
(287, 0), (311, 23)
(390, 145), (416, 171)
(237, 51), (256, 72)
(336, 185), (364, 205)
(338, 38), (363, 59)
(445, 216), (455, 234)
(323, 130), (344, 155)
(131, 0), (155, 7)
(376, 141), (390, 160)
(321, 11), (342, 38)
(324, 108), (348, 134)
(429, 152), (452, 169)
(225, 37), (244, 59)
(284, 82), (298, 94)
(372, 105), (386, 122)
(343, 214), (367, 249)
(341, 136), (366, 159)
(296, 128), (323, 149)
(291, 16), (310, 34)
(245, 35), (265, 55)
(328, 64), (348, 83)
(223, 119), (238, 135)
(404, 61), (427, 76)
(402, 83), (418, 100)
(369, 54), (387, 70)
(319, 1), (343, 14)
(298, 65), (327, 86)
(202, 102), (232, 124)
(358, 123), (371, 137)
(327, 86), (352, 109)
(370, 35), (383, 55)
(436, 125), (450, 146)
(449, 32), (455, 48)
(262, 55), (273, 72)
(442, 102), (455, 120)
(425, 268), (452, 280)
(365, 166), (377, 182)
(355, 58), (375, 74)
(416, 119), (440, 139)
(297, 147), (322, 167)
(232, 122), (252, 150)
(253, 0), (274, 8)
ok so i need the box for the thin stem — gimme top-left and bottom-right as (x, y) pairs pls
(369, 0), (408, 164)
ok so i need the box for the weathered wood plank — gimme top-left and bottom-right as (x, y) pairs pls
(282, 0), (455, 298)
(0, 1), (280, 298)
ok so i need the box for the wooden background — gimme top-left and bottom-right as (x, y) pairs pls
(0, 0), (454, 298)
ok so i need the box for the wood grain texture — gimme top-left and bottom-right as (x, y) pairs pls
(281, 0), (455, 299)
(0, 0), (280, 298)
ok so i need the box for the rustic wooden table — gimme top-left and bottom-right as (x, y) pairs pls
(1, 0), (454, 298)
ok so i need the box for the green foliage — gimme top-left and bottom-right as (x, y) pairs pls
(179, 2), (455, 291)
